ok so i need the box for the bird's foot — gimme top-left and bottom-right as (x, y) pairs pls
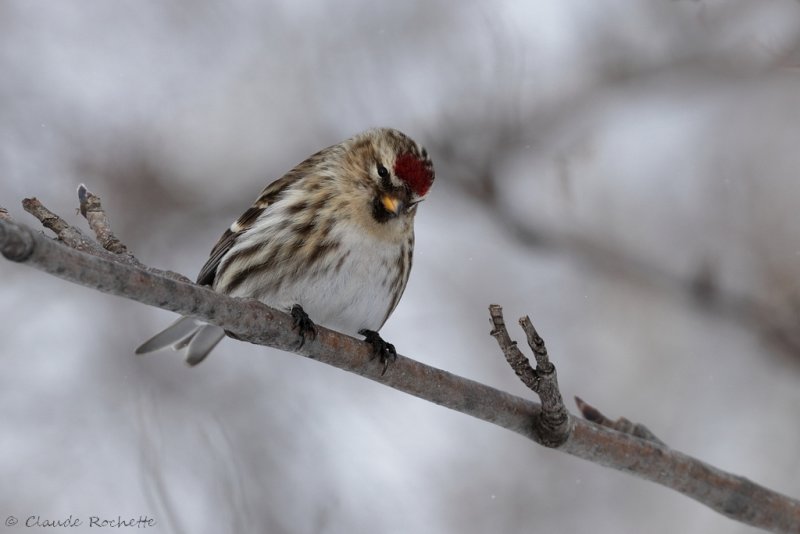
(359, 329), (397, 376)
(291, 304), (317, 348)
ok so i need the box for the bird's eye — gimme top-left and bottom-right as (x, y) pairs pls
(377, 164), (389, 179)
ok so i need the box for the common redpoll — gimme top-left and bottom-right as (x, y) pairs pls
(136, 127), (435, 369)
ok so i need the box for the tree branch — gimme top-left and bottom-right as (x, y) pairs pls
(489, 306), (569, 446)
(1, 193), (799, 533)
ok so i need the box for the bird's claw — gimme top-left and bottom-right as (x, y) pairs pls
(359, 329), (397, 376)
(291, 304), (316, 348)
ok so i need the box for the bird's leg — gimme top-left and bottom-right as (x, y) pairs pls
(359, 329), (397, 375)
(291, 304), (317, 348)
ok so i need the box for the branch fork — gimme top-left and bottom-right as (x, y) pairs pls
(489, 305), (569, 446)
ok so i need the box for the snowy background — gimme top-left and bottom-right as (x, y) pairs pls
(2, 1), (800, 533)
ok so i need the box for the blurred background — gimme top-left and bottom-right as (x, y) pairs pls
(2, 1), (800, 532)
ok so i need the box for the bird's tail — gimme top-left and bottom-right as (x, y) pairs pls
(135, 316), (225, 366)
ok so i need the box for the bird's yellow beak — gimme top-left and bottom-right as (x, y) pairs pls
(381, 194), (401, 215)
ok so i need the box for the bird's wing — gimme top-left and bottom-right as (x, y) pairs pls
(196, 228), (238, 286)
(195, 146), (334, 286)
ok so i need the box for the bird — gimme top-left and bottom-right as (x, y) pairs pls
(136, 127), (435, 371)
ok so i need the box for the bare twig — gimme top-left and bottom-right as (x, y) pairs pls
(574, 396), (665, 446)
(2, 196), (800, 533)
(22, 197), (73, 237)
(489, 306), (569, 446)
(488, 305), (539, 390)
(22, 197), (107, 256)
(575, 396), (666, 446)
(78, 184), (131, 255)
(519, 315), (570, 440)
(74, 185), (191, 283)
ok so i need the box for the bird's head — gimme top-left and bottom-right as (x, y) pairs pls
(356, 128), (435, 224)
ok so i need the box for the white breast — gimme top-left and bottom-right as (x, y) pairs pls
(226, 217), (404, 337)
(280, 222), (401, 335)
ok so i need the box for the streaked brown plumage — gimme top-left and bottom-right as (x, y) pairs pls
(137, 128), (435, 368)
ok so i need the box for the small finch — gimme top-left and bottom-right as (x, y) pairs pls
(136, 127), (435, 369)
